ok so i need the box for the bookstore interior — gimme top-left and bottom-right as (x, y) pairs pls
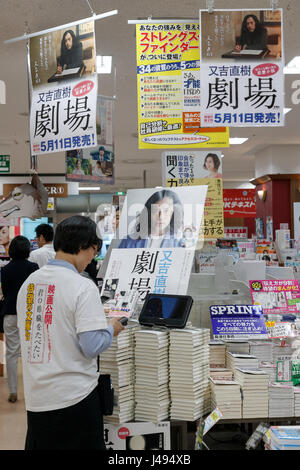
(2, 0), (300, 453)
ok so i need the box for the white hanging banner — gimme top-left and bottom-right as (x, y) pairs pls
(199, 8), (285, 127)
(29, 20), (98, 155)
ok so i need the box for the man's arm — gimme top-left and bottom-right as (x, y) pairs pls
(78, 319), (124, 358)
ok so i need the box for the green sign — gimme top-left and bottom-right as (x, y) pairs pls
(0, 155), (10, 173)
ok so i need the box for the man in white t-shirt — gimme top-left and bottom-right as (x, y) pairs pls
(17, 215), (124, 450)
(29, 223), (56, 268)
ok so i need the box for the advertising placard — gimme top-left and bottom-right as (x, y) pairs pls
(223, 189), (256, 218)
(136, 22), (229, 148)
(104, 422), (171, 451)
(29, 21), (97, 155)
(100, 185), (207, 314)
(199, 9), (284, 127)
(250, 280), (300, 315)
(210, 304), (268, 340)
(66, 95), (114, 184)
(162, 151), (224, 239)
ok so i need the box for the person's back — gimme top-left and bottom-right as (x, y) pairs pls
(17, 261), (107, 411)
(29, 223), (55, 268)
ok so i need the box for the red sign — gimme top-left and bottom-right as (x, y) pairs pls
(223, 189), (256, 218)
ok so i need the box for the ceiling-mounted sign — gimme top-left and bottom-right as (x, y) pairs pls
(136, 22), (229, 149)
(29, 21), (98, 155)
(44, 183), (68, 198)
(223, 189), (256, 218)
(0, 155), (10, 173)
(199, 9), (284, 127)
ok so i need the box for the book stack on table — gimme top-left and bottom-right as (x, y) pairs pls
(102, 326), (136, 424)
(134, 329), (170, 422)
(259, 362), (277, 383)
(209, 368), (233, 381)
(169, 328), (210, 421)
(210, 378), (242, 419)
(269, 426), (300, 450)
(235, 369), (269, 418)
(209, 340), (226, 368)
(226, 352), (259, 371)
(249, 341), (273, 364)
(269, 382), (294, 418)
(225, 341), (250, 354)
(294, 387), (300, 416)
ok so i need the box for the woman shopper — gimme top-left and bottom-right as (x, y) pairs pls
(1, 236), (39, 403)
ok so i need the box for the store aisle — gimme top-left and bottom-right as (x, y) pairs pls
(0, 359), (27, 450)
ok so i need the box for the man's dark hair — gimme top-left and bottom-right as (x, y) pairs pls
(54, 215), (102, 254)
(35, 223), (54, 242)
(9, 235), (31, 260)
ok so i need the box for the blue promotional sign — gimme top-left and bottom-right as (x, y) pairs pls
(209, 305), (268, 340)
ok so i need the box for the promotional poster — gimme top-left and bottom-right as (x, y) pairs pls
(66, 95), (114, 184)
(29, 21), (98, 155)
(162, 151), (224, 239)
(136, 22), (229, 148)
(200, 9), (284, 127)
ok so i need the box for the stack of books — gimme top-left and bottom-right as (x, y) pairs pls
(134, 329), (170, 422)
(102, 326), (136, 424)
(209, 369), (233, 381)
(169, 328), (210, 421)
(272, 342), (294, 364)
(210, 378), (242, 419)
(294, 387), (300, 417)
(226, 352), (259, 371)
(235, 369), (269, 418)
(249, 341), (273, 364)
(269, 382), (294, 418)
(225, 341), (250, 354)
(209, 340), (226, 368)
(269, 426), (300, 450)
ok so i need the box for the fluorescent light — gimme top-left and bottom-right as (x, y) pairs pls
(79, 187), (101, 191)
(284, 107), (292, 115)
(229, 137), (248, 145)
(284, 56), (300, 74)
(97, 56), (112, 74)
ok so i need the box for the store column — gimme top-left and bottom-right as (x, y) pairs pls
(251, 145), (300, 239)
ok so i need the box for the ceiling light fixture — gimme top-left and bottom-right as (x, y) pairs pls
(79, 187), (101, 191)
(97, 56), (112, 74)
(284, 57), (300, 74)
(229, 137), (248, 145)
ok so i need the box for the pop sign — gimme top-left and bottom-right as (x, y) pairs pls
(210, 305), (268, 340)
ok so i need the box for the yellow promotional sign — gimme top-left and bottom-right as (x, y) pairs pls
(136, 23), (229, 149)
(166, 177), (224, 239)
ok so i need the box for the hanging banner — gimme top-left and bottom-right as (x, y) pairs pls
(223, 189), (256, 218)
(29, 21), (98, 155)
(66, 95), (114, 184)
(136, 22), (229, 148)
(162, 151), (224, 239)
(100, 185), (207, 315)
(250, 280), (300, 316)
(199, 9), (284, 127)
